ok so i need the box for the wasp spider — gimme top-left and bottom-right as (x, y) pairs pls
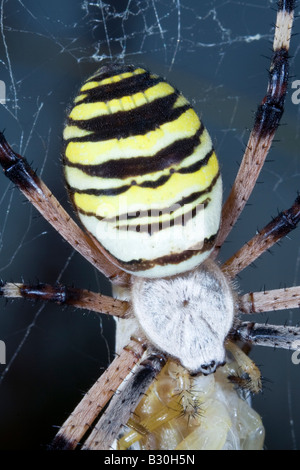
(0, 0), (299, 450)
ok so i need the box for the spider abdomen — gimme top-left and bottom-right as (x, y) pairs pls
(63, 64), (222, 277)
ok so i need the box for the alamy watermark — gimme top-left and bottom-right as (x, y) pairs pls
(0, 340), (6, 364)
(291, 340), (300, 366)
(291, 80), (300, 105)
(0, 80), (5, 104)
(95, 198), (206, 249)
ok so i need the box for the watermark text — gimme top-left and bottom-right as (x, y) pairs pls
(291, 80), (300, 105)
(0, 340), (6, 364)
(0, 80), (5, 104)
(95, 198), (207, 250)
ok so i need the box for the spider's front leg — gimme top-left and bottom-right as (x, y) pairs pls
(235, 322), (300, 353)
(81, 352), (167, 450)
(225, 340), (262, 395)
(51, 340), (152, 450)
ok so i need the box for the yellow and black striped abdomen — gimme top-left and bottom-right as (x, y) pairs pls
(63, 64), (222, 278)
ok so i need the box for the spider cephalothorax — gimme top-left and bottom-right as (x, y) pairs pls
(131, 260), (235, 375)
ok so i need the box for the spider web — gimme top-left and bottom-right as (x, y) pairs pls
(0, 0), (299, 450)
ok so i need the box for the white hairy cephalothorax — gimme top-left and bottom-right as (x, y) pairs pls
(131, 259), (235, 375)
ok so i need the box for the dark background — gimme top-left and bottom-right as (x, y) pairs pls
(0, 0), (299, 450)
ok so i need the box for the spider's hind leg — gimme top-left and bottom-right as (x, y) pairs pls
(0, 132), (128, 285)
(216, 0), (295, 250)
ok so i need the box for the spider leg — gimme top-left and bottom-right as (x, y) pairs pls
(117, 380), (191, 450)
(0, 281), (129, 317)
(216, 1), (295, 250)
(0, 132), (129, 286)
(239, 286), (300, 314)
(81, 353), (166, 450)
(50, 339), (146, 450)
(222, 194), (300, 278)
(225, 340), (262, 394)
(234, 321), (300, 352)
